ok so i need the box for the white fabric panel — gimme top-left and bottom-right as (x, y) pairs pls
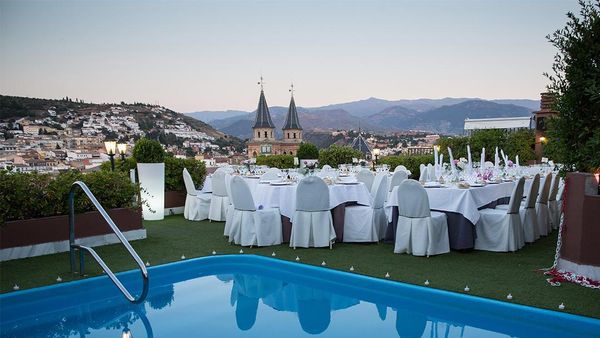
(231, 176), (256, 211)
(227, 208), (283, 247)
(474, 209), (523, 252)
(536, 203), (551, 237)
(548, 199), (560, 230)
(183, 168), (197, 196)
(394, 165), (408, 173)
(343, 205), (376, 242)
(296, 176), (330, 211)
(289, 211), (335, 248)
(557, 258), (600, 282)
(520, 206), (539, 243)
(397, 180), (431, 218)
(394, 180), (449, 256)
(1, 229), (146, 262)
(371, 172), (385, 198)
(357, 169), (375, 193)
(209, 195), (229, 221)
(427, 164), (436, 182)
(184, 193), (210, 221)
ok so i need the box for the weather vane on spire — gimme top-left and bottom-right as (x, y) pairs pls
(289, 83), (295, 97)
(258, 76), (265, 91)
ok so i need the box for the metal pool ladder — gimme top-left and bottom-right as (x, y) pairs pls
(69, 181), (149, 303)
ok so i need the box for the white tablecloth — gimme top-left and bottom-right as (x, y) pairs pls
(252, 182), (372, 220)
(199, 176), (260, 194)
(385, 182), (515, 225)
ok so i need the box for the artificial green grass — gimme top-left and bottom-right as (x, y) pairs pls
(1, 215), (599, 319)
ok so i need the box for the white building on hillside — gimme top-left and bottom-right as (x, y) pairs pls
(463, 117), (532, 135)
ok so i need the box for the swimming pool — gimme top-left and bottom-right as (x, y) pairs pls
(1, 255), (599, 337)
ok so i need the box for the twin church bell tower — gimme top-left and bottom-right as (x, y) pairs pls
(247, 78), (303, 157)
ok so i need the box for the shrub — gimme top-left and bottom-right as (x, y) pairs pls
(164, 156), (207, 191)
(133, 138), (165, 163)
(318, 145), (362, 168)
(0, 170), (136, 225)
(378, 154), (435, 179)
(256, 155), (295, 169)
(297, 142), (319, 160)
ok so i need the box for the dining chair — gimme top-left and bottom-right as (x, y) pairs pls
(208, 171), (230, 222)
(389, 170), (408, 192)
(497, 174), (540, 242)
(227, 176), (282, 246)
(536, 173), (553, 236)
(394, 179), (450, 256)
(547, 174), (561, 230)
(183, 168), (210, 221)
(343, 174), (389, 242)
(356, 169), (375, 192)
(474, 177), (525, 252)
(290, 176), (336, 249)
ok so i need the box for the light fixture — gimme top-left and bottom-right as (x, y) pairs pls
(372, 148), (381, 170)
(539, 136), (547, 143)
(122, 328), (132, 338)
(104, 141), (117, 171)
(117, 143), (127, 156)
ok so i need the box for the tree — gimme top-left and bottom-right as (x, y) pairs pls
(318, 145), (362, 167)
(296, 142), (319, 160)
(545, 1), (600, 173)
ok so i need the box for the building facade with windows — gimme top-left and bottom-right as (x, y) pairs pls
(247, 86), (303, 158)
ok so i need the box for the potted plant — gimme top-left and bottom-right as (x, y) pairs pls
(133, 138), (166, 220)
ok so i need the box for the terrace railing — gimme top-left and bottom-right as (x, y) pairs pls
(68, 181), (149, 303)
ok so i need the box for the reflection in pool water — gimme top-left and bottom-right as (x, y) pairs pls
(1, 256), (598, 338)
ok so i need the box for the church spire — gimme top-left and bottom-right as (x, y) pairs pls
(252, 77), (275, 129)
(283, 83), (302, 130)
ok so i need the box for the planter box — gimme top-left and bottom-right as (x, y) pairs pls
(164, 190), (186, 216)
(0, 208), (145, 261)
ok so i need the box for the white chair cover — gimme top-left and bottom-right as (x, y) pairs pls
(209, 171), (230, 221)
(394, 165), (407, 172)
(227, 176), (282, 247)
(344, 175), (389, 242)
(475, 177), (525, 252)
(183, 168), (210, 221)
(522, 174), (540, 242)
(356, 169), (375, 193)
(536, 173), (552, 236)
(389, 170), (408, 192)
(290, 176), (336, 248)
(418, 164), (427, 182)
(548, 174), (561, 230)
(223, 174), (235, 236)
(394, 179), (450, 256)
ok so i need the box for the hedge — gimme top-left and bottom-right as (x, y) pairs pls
(378, 154), (435, 179)
(318, 145), (363, 168)
(0, 170), (136, 225)
(256, 155), (295, 169)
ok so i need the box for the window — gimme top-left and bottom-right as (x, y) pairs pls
(293, 132), (296, 139)
(257, 132), (260, 138)
(271, 131), (273, 138)
(264, 131), (267, 138)
(287, 132), (290, 139)
(260, 145), (271, 154)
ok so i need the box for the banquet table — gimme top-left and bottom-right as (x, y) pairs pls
(384, 182), (515, 250)
(252, 181), (372, 242)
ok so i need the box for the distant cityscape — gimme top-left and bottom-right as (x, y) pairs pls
(0, 91), (547, 173)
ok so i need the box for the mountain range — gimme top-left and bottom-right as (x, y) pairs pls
(187, 97), (538, 138)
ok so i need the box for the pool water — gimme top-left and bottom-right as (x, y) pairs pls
(1, 255), (599, 338)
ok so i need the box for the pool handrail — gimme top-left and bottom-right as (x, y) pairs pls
(68, 181), (149, 303)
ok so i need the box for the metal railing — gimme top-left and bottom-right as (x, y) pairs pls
(69, 181), (149, 303)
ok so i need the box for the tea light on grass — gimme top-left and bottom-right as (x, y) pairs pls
(13, 284), (19, 291)
(145, 261), (150, 266)
(271, 252), (276, 257)
(464, 285), (470, 292)
(181, 255), (186, 260)
(56, 276), (62, 282)
(212, 250), (216, 255)
(321, 261), (327, 266)
(239, 249), (244, 254)
(385, 272), (390, 278)
(349, 266), (355, 271)
(558, 303), (565, 310)
(424, 280), (430, 286)
(506, 293), (513, 300)
(295, 256), (300, 261)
